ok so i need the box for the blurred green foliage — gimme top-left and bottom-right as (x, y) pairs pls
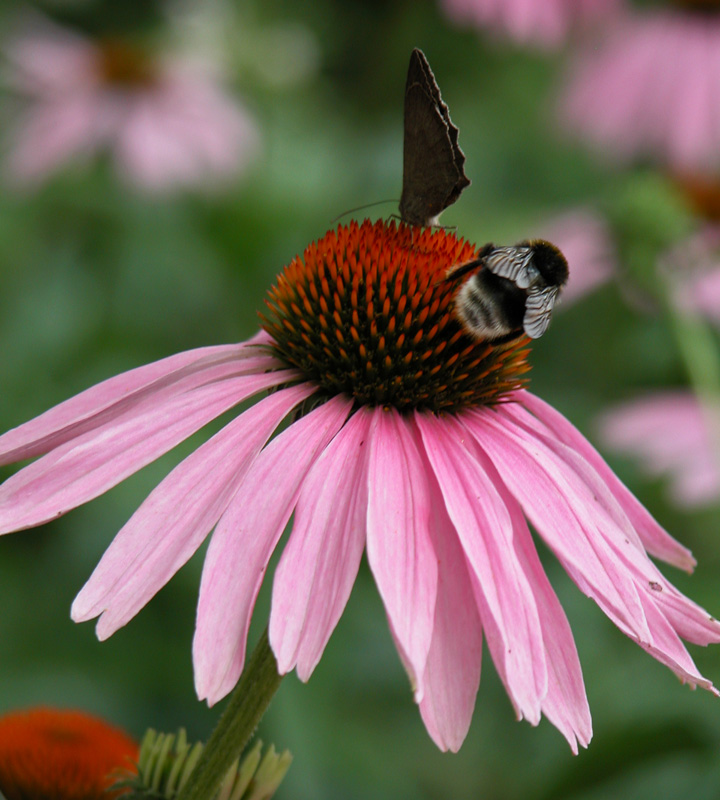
(1, 2), (720, 800)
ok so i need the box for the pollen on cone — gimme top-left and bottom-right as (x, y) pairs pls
(0, 707), (138, 800)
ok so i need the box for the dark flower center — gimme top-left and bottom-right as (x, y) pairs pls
(97, 39), (157, 87)
(672, 172), (720, 222)
(260, 220), (531, 413)
(670, 0), (720, 12)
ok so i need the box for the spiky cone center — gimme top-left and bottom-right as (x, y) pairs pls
(260, 219), (531, 413)
(0, 708), (138, 800)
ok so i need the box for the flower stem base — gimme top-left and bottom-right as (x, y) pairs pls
(176, 627), (282, 800)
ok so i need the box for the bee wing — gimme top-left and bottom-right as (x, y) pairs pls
(523, 285), (560, 338)
(485, 247), (534, 287)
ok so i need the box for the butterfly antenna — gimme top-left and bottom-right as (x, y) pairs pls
(331, 199), (398, 224)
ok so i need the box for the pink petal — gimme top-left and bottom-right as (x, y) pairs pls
(465, 406), (651, 642)
(4, 25), (98, 94)
(193, 394), (354, 704)
(560, 12), (720, 172)
(637, 594), (717, 692)
(597, 391), (720, 509)
(6, 94), (107, 181)
(503, 402), (695, 587)
(470, 403), (720, 689)
(442, 0), (619, 49)
(491, 468), (592, 752)
(416, 411), (546, 724)
(415, 465), (482, 753)
(535, 209), (615, 304)
(516, 391), (696, 570)
(0, 333), (274, 466)
(365, 407), (438, 701)
(0, 368), (296, 534)
(270, 407), (373, 681)
(71, 383), (315, 638)
(651, 584), (720, 647)
(114, 75), (259, 190)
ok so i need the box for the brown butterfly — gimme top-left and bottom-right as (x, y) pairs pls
(399, 49), (470, 228)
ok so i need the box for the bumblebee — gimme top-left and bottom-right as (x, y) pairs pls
(447, 239), (569, 342)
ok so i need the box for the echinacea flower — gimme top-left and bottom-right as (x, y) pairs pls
(560, 5), (720, 171)
(440, 0), (620, 49)
(598, 391), (720, 508)
(0, 707), (137, 800)
(1, 220), (719, 754)
(3, 18), (259, 191)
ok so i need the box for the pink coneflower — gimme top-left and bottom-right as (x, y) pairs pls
(1, 220), (718, 753)
(561, 6), (720, 171)
(598, 391), (720, 508)
(3, 19), (259, 191)
(440, 0), (620, 49)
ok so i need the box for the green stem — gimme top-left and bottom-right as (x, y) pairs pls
(176, 627), (282, 800)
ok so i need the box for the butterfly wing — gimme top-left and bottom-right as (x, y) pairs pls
(399, 49), (470, 227)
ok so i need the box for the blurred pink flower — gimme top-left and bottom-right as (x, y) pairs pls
(598, 392), (720, 508)
(3, 21), (259, 190)
(536, 209), (616, 303)
(678, 266), (720, 324)
(440, 0), (620, 49)
(561, 8), (720, 171)
(1, 220), (718, 753)
(663, 226), (720, 325)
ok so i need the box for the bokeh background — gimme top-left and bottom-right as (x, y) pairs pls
(2, 0), (720, 798)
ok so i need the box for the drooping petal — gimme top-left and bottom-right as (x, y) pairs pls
(270, 407), (372, 681)
(71, 382), (316, 638)
(414, 450), (482, 753)
(484, 456), (592, 752)
(194, 394), (354, 704)
(365, 407), (438, 701)
(416, 411), (546, 724)
(470, 403), (720, 690)
(517, 391), (696, 570)
(465, 406), (652, 643)
(500, 399), (720, 650)
(0, 331), (276, 466)
(650, 583), (720, 647)
(0, 368), (297, 534)
(637, 593), (717, 692)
